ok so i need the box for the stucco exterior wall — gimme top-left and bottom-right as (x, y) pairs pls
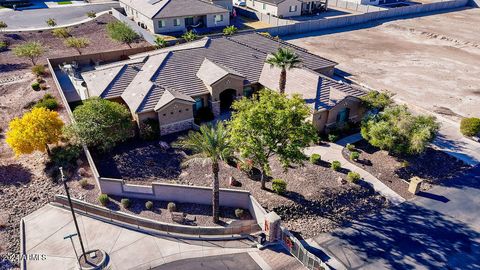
(210, 75), (245, 102)
(246, 0), (301, 17)
(312, 97), (365, 132)
(205, 12), (230, 28)
(121, 2), (156, 32)
(157, 101), (194, 126)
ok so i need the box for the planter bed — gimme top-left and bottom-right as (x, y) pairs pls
(342, 140), (471, 200)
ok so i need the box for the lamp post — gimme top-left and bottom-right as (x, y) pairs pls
(60, 167), (87, 263)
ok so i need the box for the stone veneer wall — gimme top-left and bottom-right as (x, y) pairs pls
(160, 118), (194, 135)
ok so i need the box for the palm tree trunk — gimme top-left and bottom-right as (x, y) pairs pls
(212, 162), (220, 223)
(260, 169), (266, 190)
(279, 68), (287, 94)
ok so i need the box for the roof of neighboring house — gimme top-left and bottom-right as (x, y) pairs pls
(81, 32), (351, 113)
(120, 0), (228, 19)
(259, 63), (365, 110)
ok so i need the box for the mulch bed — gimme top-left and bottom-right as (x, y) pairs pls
(342, 140), (471, 199)
(93, 139), (389, 239)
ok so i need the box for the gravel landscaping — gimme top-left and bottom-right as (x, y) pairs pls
(342, 140), (471, 199)
(93, 139), (389, 239)
(0, 14), (150, 268)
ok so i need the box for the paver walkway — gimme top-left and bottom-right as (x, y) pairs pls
(304, 142), (405, 205)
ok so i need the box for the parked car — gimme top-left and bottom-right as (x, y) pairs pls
(234, 0), (246, 6)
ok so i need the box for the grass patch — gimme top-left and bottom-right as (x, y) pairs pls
(57, 1), (72, 5)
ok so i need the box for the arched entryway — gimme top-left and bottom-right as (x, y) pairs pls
(219, 89), (237, 112)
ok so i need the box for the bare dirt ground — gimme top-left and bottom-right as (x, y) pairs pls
(286, 7), (480, 121)
(0, 14), (149, 268)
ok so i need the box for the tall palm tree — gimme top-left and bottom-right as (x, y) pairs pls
(176, 123), (231, 223)
(266, 47), (302, 94)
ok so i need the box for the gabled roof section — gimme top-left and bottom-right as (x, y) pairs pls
(120, 0), (227, 19)
(121, 52), (170, 113)
(120, 0), (171, 19)
(196, 58), (245, 86)
(130, 37), (210, 60)
(82, 65), (124, 98)
(154, 88), (195, 111)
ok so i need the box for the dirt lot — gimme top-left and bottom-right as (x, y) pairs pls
(0, 14), (149, 267)
(286, 7), (480, 121)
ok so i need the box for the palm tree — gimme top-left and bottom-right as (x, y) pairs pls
(266, 47), (302, 94)
(176, 123), (231, 223)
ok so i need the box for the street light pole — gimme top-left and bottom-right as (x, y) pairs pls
(60, 167), (87, 263)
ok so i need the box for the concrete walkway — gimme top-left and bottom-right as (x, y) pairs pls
(304, 141), (405, 205)
(23, 205), (304, 270)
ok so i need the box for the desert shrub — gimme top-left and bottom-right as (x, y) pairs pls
(106, 21), (139, 47)
(350, 151), (360, 161)
(347, 171), (361, 183)
(167, 202), (176, 212)
(46, 18), (57, 27)
(79, 179), (88, 188)
(223, 25), (238, 35)
(331, 160), (341, 171)
(34, 94), (59, 110)
(51, 27), (70, 39)
(145, 201), (154, 210)
(272, 179), (287, 194)
(401, 160), (409, 168)
(309, 153), (321, 164)
(460, 117), (480, 137)
(121, 198), (131, 208)
(182, 30), (198, 42)
(31, 82), (40, 91)
(140, 118), (159, 141)
(235, 208), (245, 218)
(98, 194), (109, 206)
(45, 144), (82, 180)
(86, 11), (96, 18)
(154, 36), (167, 49)
(0, 41), (8, 51)
(346, 143), (355, 152)
(328, 133), (338, 142)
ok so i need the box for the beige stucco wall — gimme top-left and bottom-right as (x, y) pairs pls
(312, 97), (365, 132)
(247, 0), (301, 17)
(157, 101), (194, 126)
(121, 2), (156, 32)
(209, 75), (245, 102)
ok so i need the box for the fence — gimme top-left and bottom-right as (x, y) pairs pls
(329, 0), (387, 12)
(280, 227), (330, 270)
(53, 195), (261, 236)
(263, 0), (469, 35)
(235, 6), (295, 26)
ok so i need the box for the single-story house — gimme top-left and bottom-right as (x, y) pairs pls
(80, 32), (366, 135)
(119, 0), (230, 34)
(245, 0), (327, 18)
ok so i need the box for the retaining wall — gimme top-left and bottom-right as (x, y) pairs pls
(111, 7), (156, 45)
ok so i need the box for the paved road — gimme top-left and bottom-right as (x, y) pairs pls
(0, 3), (119, 31)
(152, 253), (263, 270)
(314, 165), (480, 269)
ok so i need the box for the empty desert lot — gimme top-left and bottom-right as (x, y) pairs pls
(286, 7), (480, 120)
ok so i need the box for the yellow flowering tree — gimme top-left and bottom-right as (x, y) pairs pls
(6, 107), (64, 156)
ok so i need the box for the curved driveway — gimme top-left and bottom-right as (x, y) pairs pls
(0, 3), (119, 31)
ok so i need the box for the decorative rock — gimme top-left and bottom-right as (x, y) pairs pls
(158, 141), (171, 151)
(337, 177), (346, 185)
(408, 177), (423, 195)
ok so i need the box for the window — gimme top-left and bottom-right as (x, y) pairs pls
(243, 86), (253, 98)
(173, 18), (180, 26)
(336, 108), (350, 124)
(214, 14), (224, 23)
(262, 3), (266, 9)
(193, 97), (203, 112)
(158, 20), (166, 28)
(289, 5), (297, 12)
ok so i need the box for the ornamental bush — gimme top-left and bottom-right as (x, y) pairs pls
(328, 134), (339, 142)
(272, 179), (287, 194)
(331, 160), (341, 171)
(34, 94), (59, 110)
(31, 82), (40, 91)
(346, 143), (355, 152)
(347, 171), (361, 183)
(309, 153), (321, 164)
(460, 117), (480, 137)
(52, 27), (71, 39)
(98, 194), (109, 206)
(167, 202), (176, 212)
(350, 151), (360, 161)
(121, 198), (131, 209)
(31, 64), (46, 76)
(145, 201), (154, 210)
(235, 208), (245, 218)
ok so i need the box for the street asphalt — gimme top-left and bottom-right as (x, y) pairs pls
(315, 165), (480, 270)
(0, 2), (119, 30)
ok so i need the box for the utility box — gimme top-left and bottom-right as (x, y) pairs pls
(409, 177), (423, 195)
(264, 212), (281, 242)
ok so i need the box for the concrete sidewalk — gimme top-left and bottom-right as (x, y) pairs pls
(304, 142), (405, 205)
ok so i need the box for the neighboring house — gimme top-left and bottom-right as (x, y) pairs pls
(245, 0), (327, 18)
(119, 0), (230, 34)
(79, 32), (365, 135)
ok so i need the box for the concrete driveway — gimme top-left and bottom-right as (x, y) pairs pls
(0, 2), (119, 31)
(314, 165), (480, 269)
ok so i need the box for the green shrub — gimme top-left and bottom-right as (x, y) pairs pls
(145, 201), (153, 210)
(86, 11), (97, 18)
(34, 94), (59, 110)
(167, 202), (176, 212)
(361, 90), (393, 111)
(182, 30), (198, 42)
(46, 18), (57, 27)
(154, 36), (167, 49)
(106, 21), (140, 47)
(350, 151), (360, 161)
(79, 179), (88, 188)
(401, 160), (409, 168)
(235, 208), (245, 218)
(51, 27), (70, 39)
(31, 82), (40, 91)
(121, 198), (131, 208)
(140, 118), (160, 141)
(347, 172), (361, 183)
(223, 25), (238, 35)
(309, 153), (321, 164)
(460, 117), (480, 137)
(98, 194), (109, 206)
(331, 160), (341, 171)
(0, 41), (8, 52)
(346, 143), (355, 152)
(272, 179), (287, 194)
(328, 134), (339, 142)
(31, 64), (45, 76)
